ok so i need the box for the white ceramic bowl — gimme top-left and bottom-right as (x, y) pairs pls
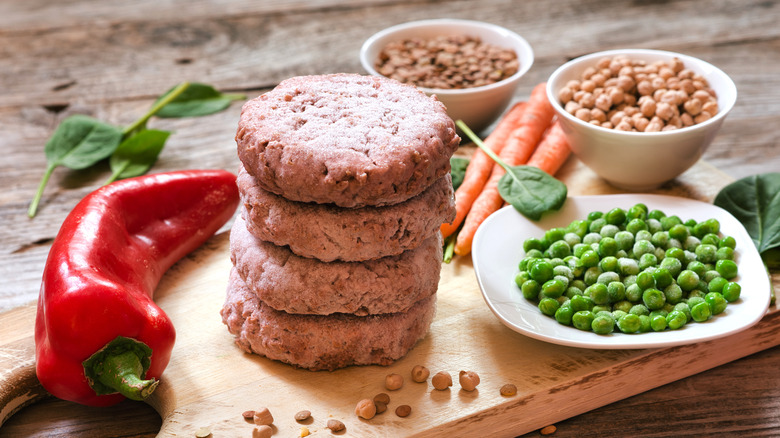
(546, 49), (737, 191)
(361, 19), (534, 133)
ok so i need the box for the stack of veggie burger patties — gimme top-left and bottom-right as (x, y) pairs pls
(221, 73), (460, 371)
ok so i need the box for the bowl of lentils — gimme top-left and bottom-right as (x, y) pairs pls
(546, 49), (737, 191)
(361, 19), (534, 133)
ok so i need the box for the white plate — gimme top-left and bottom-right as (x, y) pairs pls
(472, 194), (771, 349)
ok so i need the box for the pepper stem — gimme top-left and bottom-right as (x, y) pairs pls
(82, 336), (157, 401)
(95, 350), (159, 401)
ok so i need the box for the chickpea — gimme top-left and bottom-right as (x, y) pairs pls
(564, 100), (581, 115)
(591, 72), (607, 87)
(411, 365), (430, 383)
(639, 97), (657, 118)
(558, 87), (574, 103)
(591, 108), (607, 123)
(431, 371), (453, 390)
(458, 371), (480, 392)
(636, 80), (653, 96)
(253, 425), (273, 438)
(580, 79), (596, 93)
(608, 87), (625, 105)
(694, 111), (713, 124)
(579, 92), (596, 109)
(596, 57), (612, 69)
(355, 398), (377, 419)
(681, 113), (695, 127)
(253, 407), (274, 426)
(634, 116), (650, 132)
(702, 100), (719, 115)
(385, 373), (404, 391)
(566, 79), (581, 91)
(683, 98), (703, 116)
(617, 75), (635, 92)
(595, 93), (612, 112)
(574, 108), (592, 121)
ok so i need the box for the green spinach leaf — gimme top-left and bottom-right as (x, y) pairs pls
(713, 172), (780, 254)
(106, 129), (171, 184)
(456, 120), (567, 221)
(450, 156), (469, 190)
(155, 83), (245, 118)
(28, 115), (123, 217)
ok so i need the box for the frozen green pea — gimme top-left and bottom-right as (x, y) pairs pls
(586, 283), (609, 305)
(646, 218), (663, 234)
(591, 314), (615, 334)
(664, 283), (683, 305)
(636, 271), (656, 290)
(612, 309), (628, 321)
(542, 278), (567, 299)
(614, 231), (635, 251)
(589, 218), (607, 233)
(599, 256), (619, 273)
(650, 314), (668, 331)
(642, 288), (666, 310)
(638, 314), (653, 332)
(635, 230), (653, 242)
(548, 241), (570, 259)
(570, 294), (595, 312)
(716, 246), (734, 261)
(600, 224), (620, 238)
(633, 240), (656, 258)
(613, 300), (633, 313)
(617, 314), (641, 333)
(629, 304), (649, 316)
(566, 219), (590, 238)
(514, 271), (530, 288)
(660, 215), (681, 231)
(598, 237), (618, 257)
(563, 232), (582, 247)
(700, 233), (720, 247)
(674, 302), (692, 322)
(627, 203), (648, 220)
(565, 285), (583, 299)
(694, 218), (720, 238)
(592, 305), (612, 314)
(668, 223), (689, 241)
(523, 238), (544, 253)
(690, 301), (713, 322)
(572, 243), (589, 258)
(529, 260), (554, 283)
(555, 303), (574, 325)
(659, 256), (682, 277)
(584, 266), (603, 285)
(722, 282), (741, 302)
(605, 208), (627, 226)
(708, 276), (728, 293)
(597, 271), (621, 285)
(544, 227), (566, 244)
(666, 310), (687, 329)
(521, 279), (541, 300)
(553, 264), (574, 282)
(686, 260), (706, 277)
(618, 258), (640, 276)
(665, 247), (685, 262)
(583, 232), (602, 245)
(705, 292), (728, 315)
(719, 235), (736, 249)
(702, 270), (721, 284)
(651, 231), (669, 248)
(654, 247), (666, 261)
(538, 297), (560, 316)
(716, 259), (738, 279)
(572, 310), (596, 331)
(695, 244), (718, 264)
(677, 270), (699, 291)
(688, 289), (705, 300)
(625, 283), (642, 302)
(625, 218), (649, 235)
(684, 236), (701, 252)
(648, 209), (666, 221)
(587, 211), (604, 221)
(652, 267), (674, 289)
(638, 253), (657, 270)
(607, 281), (626, 303)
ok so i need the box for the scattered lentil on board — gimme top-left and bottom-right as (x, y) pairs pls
(559, 55), (719, 131)
(294, 410), (311, 422)
(326, 419), (346, 432)
(500, 383), (518, 396)
(395, 405), (412, 418)
(375, 35), (519, 89)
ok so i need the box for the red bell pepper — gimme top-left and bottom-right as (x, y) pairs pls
(35, 169), (239, 407)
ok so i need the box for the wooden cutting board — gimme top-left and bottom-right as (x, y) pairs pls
(2, 159), (778, 437)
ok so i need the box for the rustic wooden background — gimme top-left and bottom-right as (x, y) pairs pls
(1, 0), (778, 436)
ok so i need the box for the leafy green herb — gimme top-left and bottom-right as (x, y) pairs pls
(456, 120), (567, 220)
(154, 83), (245, 118)
(28, 115), (123, 218)
(713, 173), (780, 255)
(28, 81), (244, 217)
(450, 156), (470, 191)
(106, 129), (171, 184)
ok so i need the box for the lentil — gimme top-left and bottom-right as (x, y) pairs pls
(540, 424), (558, 435)
(375, 35), (519, 89)
(326, 419), (346, 432)
(374, 400), (388, 414)
(294, 410), (311, 422)
(559, 55), (719, 131)
(395, 404), (412, 417)
(500, 383), (518, 396)
(373, 392), (391, 405)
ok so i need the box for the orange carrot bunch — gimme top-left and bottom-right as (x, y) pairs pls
(442, 82), (572, 257)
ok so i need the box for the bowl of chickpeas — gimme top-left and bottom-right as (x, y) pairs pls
(361, 19), (534, 133)
(546, 49), (737, 191)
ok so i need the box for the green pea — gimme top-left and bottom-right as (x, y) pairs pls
(648, 209), (666, 221)
(607, 281), (626, 303)
(636, 229), (653, 243)
(677, 270), (700, 291)
(563, 232), (582, 247)
(627, 204), (648, 221)
(600, 224), (620, 239)
(702, 270), (721, 284)
(638, 253), (658, 270)
(707, 276), (729, 293)
(613, 300), (633, 313)
(617, 314), (641, 333)
(625, 283), (642, 302)
(686, 260), (706, 277)
(548, 240), (571, 259)
(636, 271), (656, 291)
(589, 218), (607, 233)
(700, 233), (720, 247)
(650, 231), (669, 249)
(684, 236), (701, 252)
(695, 244), (718, 264)
(663, 283), (683, 305)
(542, 278), (567, 299)
(538, 297), (560, 316)
(587, 211), (604, 221)
(565, 285), (583, 299)
(652, 267), (674, 289)
(572, 243), (589, 258)
(604, 208), (627, 226)
(544, 227), (566, 244)
(555, 303), (575, 325)
(659, 256), (682, 277)
(586, 283), (609, 305)
(642, 288), (666, 310)
(614, 231), (634, 251)
(705, 292), (728, 315)
(525, 248), (544, 259)
(521, 279), (541, 300)
(668, 224), (689, 241)
(716, 246), (734, 261)
(597, 271), (620, 286)
(580, 250), (600, 269)
(591, 314), (615, 334)
(584, 266), (603, 285)
(566, 257), (585, 277)
(617, 257), (640, 276)
(638, 314), (653, 332)
(572, 310), (596, 331)
(674, 302), (692, 322)
(567, 219), (590, 238)
(722, 282), (742, 302)
(529, 260), (554, 283)
(719, 235), (736, 249)
(625, 218), (649, 235)
(647, 218), (664, 234)
(666, 310), (688, 330)
(687, 296), (705, 307)
(659, 215), (682, 231)
(650, 314), (668, 331)
(514, 271), (530, 288)
(570, 294), (595, 312)
(633, 240), (656, 258)
(694, 218), (720, 238)
(592, 305), (612, 314)
(554, 264), (574, 281)
(690, 301), (712, 322)
(523, 238), (544, 253)
(716, 259), (738, 279)
(629, 304), (650, 316)
(598, 237), (618, 257)
(665, 247), (685, 262)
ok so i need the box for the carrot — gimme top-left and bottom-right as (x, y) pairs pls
(440, 101), (527, 238)
(454, 82), (555, 256)
(527, 121), (571, 176)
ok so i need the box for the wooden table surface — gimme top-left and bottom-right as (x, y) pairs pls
(1, 0), (778, 437)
